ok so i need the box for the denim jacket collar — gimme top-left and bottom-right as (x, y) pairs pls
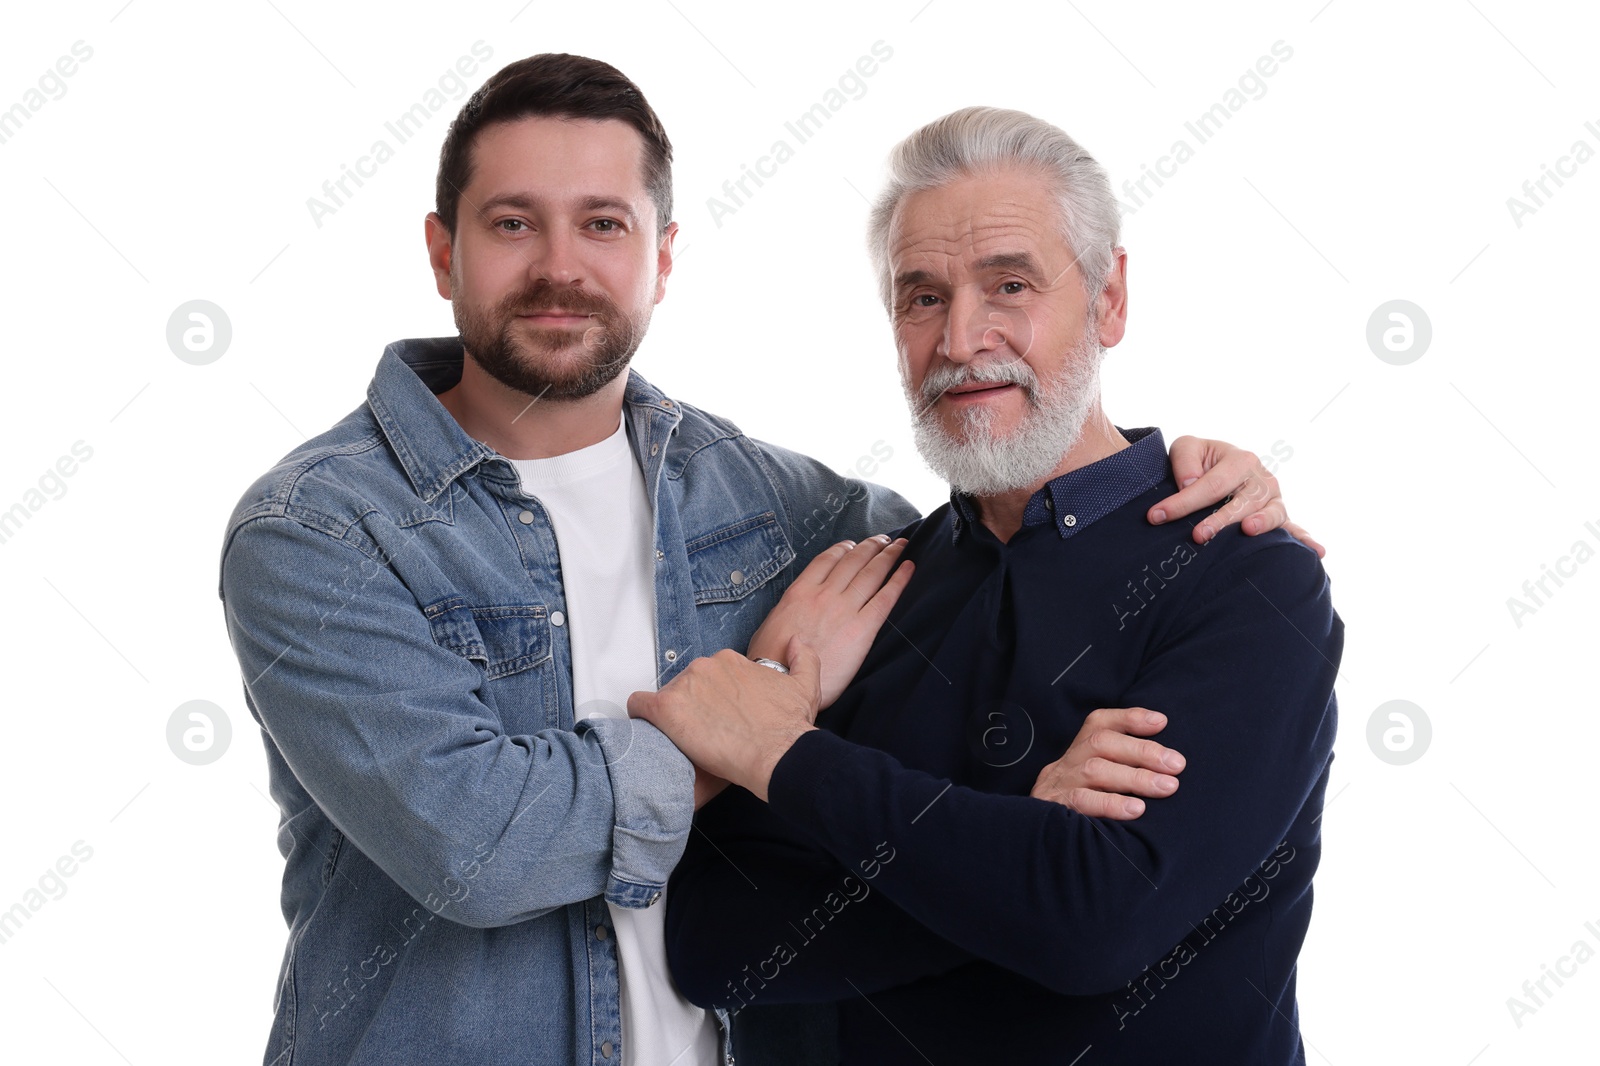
(366, 336), (685, 505)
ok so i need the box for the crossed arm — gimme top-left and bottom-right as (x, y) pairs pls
(637, 541), (1340, 1006)
(630, 442), (1336, 1007)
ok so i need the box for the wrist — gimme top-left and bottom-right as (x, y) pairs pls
(745, 723), (815, 803)
(746, 637), (784, 663)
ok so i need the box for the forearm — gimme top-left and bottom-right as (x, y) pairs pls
(765, 731), (1178, 994)
(761, 543), (1341, 994)
(224, 516), (695, 925)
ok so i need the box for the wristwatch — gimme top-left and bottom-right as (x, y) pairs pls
(751, 657), (790, 674)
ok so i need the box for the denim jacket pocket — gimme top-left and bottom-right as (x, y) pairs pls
(423, 596), (553, 679)
(686, 510), (794, 604)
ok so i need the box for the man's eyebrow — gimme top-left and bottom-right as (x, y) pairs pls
(893, 252), (1051, 293)
(974, 252), (1047, 281)
(474, 193), (639, 226)
(892, 268), (938, 292)
(578, 196), (640, 226)
(476, 192), (538, 218)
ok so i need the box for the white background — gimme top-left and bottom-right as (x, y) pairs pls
(1, 1), (1595, 1062)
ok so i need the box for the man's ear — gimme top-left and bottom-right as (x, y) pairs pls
(654, 220), (680, 305)
(425, 212), (453, 300)
(1095, 246), (1129, 349)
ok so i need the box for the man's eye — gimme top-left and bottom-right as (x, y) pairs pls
(999, 281), (1026, 295)
(590, 219), (621, 233)
(913, 294), (940, 307)
(497, 219), (527, 233)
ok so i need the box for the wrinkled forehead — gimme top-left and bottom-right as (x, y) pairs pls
(887, 174), (1069, 280)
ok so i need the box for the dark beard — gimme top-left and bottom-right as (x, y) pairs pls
(453, 283), (646, 401)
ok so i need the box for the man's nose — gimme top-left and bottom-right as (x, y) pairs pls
(937, 288), (1003, 364)
(529, 226), (583, 287)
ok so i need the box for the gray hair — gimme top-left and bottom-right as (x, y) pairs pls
(866, 106), (1121, 312)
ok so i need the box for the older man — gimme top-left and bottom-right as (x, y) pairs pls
(635, 106), (1341, 1064)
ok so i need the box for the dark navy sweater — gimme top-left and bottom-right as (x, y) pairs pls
(666, 428), (1342, 1065)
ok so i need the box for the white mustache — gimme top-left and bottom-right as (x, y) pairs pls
(916, 359), (1039, 416)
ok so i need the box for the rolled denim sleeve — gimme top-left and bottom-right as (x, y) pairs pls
(580, 715), (696, 906)
(221, 513), (693, 926)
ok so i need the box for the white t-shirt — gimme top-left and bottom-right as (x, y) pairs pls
(510, 414), (719, 1066)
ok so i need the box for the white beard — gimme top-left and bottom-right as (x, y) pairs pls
(907, 328), (1104, 497)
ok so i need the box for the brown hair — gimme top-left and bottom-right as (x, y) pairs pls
(435, 53), (673, 236)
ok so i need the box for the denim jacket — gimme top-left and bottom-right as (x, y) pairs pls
(218, 337), (917, 1066)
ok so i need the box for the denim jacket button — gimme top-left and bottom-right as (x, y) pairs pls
(730, 570), (745, 585)
(664, 650), (677, 662)
(647, 891), (661, 906)
(517, 510), (534, 524)
(551, 611), (565, 627)
(595, 924), (608, 940)
(601, 1040), (614, 1058)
